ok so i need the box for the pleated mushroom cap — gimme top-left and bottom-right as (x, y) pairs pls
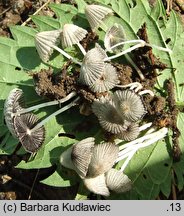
(85, 4), (113, 30)
(104, 23), (126, 53)
(71, 137), (95, 178)
(35, 29), (62, 62)
(61, 24), (88, 48)
(87, 142), (119, 177)
(105, 168), (132, 193)
(4, 88), (25, 137)
(14, 113), (45, 153)
(113, 89), (146, 122)
(117, 121), (140, 141)
(83, 174), (110, 196)
(89, 63), (119, 93)
(92, 96), (125, 134)
(79, 43), (107, 86)
(60, 137), (95, 178)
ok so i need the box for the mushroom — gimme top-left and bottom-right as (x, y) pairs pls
(105, 168), (132, 193)
(83, 174), (110, 196)
(14, 113), (45, 153)
(87, 142), (119, 177)
(85, 4), (113, 30)
(92, 95), (125, 134)
(89, 63), (119, 93)
(3, 88), (25, 137)
(60, 137), (95, 178)
(61, 23), (87, 55)
(113, 89), (146, 122)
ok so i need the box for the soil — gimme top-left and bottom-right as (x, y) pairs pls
(0, 0), (184, 200)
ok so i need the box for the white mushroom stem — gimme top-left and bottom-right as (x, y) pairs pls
(77, 42), (87, 55)
(116, 127), (168, 172)
(139, 89), (155, 96)
(116, 82), (143, 92)
(52, 45), (82, 66)
(15, 91), (77, 116)
(31, 96), (80, 132)
(104, 41), (146, 61)
(124, 54), (145, 80)
(106, 39), (172, 58)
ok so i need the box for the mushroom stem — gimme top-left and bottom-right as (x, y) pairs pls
(116, 127), (168, 171)
(104, 41), (145, 61)
(15, 91), (77, 116)
(124, 54), (145, 80)
(107, 39), (172, 55)
(139, 89), (154, 96)
(77, 42), (87, 55)
(118, 127), (168, 151)
(115, 82), (143, 92)
(52, 45), (82, 66)
(31, 96), (80, 132)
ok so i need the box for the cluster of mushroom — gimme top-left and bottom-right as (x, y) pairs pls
(3, 3), (171, 196)
(92, 89), (146, 141)
(60, 137), (132, 196)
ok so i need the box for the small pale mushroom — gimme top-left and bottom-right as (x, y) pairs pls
(4, 88), (25, 137)
(87, 142), (119, 177)
(104, 23), (126, 53)
(105, 168), (132, 193)
(79, 43), (107, 86)
(14, 113), (45, 153)
(61, 24), (87, 55)
(83, 174), (110, 196)
(89, 63), (119, 93)
(85, 4), (113, 30)
(92, 95), (125, 134)
(60, 137), (95, 178)
(113, 89), (146, 122)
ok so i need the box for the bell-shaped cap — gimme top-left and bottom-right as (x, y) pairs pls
(60, 137), (95, 178)
(14, 113), (45, 153)
(85, 4), (113, 30)
(4, 88), (25, 137)
(105, 168), (132, 193)
(61, 24), (88, 48)
(117, 121), (140, 141)
(89, 63), (119, 93)
(92, 95), (125, 134)
(104, 23), (126, 53)
(35, 29), (62, 62)
(87, 142), (119, 177)
(79, 43), (107, 86)
(83, 174), (110, 196)
(113, 89), (146, 122)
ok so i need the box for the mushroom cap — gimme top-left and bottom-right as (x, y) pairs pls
(85, 4), (113, 30)
(117, 121), (140, 141)
(79, 43), (107, 86)
(87, 142), (119, 177)
(61, 24), (88, 48)
(4, 88), (25, 137)
(92, 95), (125, 134)
(113, 89), (146, 122)
(14, 113), (45, 153)
(60, 137), (95, 178)
(83, 174), (110, 196)
(71, 137), (95, 178)
(104, 23), (126, 53)
(35, 29), (62, 62)
(105, 168), (132, 193)
(89, 63), (119, 93)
